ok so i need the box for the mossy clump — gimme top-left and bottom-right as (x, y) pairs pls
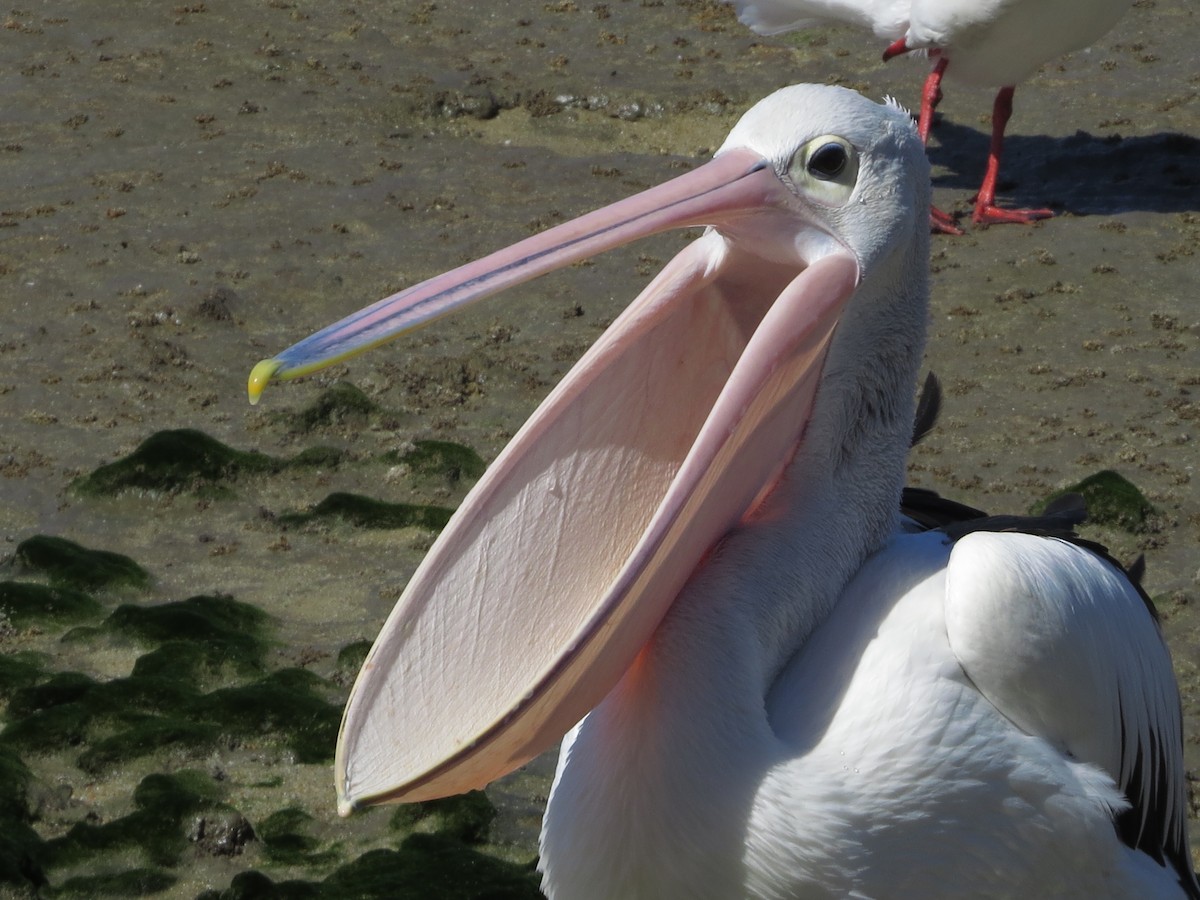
(256, 807), (339, 867)
(2, 594), (340, 772)
(0, 651), (47, 700)
(289, 382), (378, 431)
(0, 744), (45, 890)
(288, 445), (347, 469)
(321, 834), (543, 899)
(103, 594), (271, 674)
(385, 440), (486, 483)
(336, 639), (372, 676)
(390, 791), (497, 844)
(12, 535), (151, 592)
(72, 429), (281, 497)
(0, 582), (103, 627)
(1035, 470), (1156, 533)
(280, 492), (453, 531)
(53, 867), (176, 897)
(44, 771), (228, 876)
(200, 668), (341, 764)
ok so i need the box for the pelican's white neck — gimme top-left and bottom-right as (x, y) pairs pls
(541, 227), (929, 900)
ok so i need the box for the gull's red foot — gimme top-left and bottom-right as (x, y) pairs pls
(931, 205), (964, 236)
(971, 203), (1054, 226)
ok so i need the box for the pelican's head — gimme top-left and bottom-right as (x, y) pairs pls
(246, 85), (930, 811)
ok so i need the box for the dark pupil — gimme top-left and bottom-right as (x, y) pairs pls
(808, 143), (847, 180)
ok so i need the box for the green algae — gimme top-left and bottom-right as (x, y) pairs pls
(390, 791), (497, 845)
(201, 668), (341, 764)
(280, 492), (454, 531)
(46, 771), (226, 869)
(72, 429), (281, 497)
(257, 807), (340, 867)
(2, 598), (339, 772)
(1035, 470), (1157, 532)
(0, 582), (103, 627)
(289, 445), (347, 468)
(321, 834), (542, 899)
(0, 744), (45, 891)
(200, 834), (544, 899)
(287, 382), (379, 431)
(12, 535), (151, 592)
(54, 867), (176, 897)
(103, 594), (271, 674)
(336, 639), (372, 675)
(0, 651), (47, 700)
(385, 440), (486, 483)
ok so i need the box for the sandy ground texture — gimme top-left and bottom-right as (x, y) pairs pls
(0, 0), (1197, 896)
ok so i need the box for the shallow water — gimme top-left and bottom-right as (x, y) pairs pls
(1, 0), (1198, 896)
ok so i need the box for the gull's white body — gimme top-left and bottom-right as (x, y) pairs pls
(734, 0), (1132, 86)
(253, 84), (1196, 899)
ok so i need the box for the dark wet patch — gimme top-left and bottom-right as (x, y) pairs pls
(0, 582), (103, 627)
(383, 439), (486, 483)
(279, 492), (453, 531)
(71, 429), (281, 497)
(11, 535), (151, 592)
(1036, 470), (1157, 532)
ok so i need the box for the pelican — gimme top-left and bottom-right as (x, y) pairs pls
(249, 85), (1197, 897)
(729, 0), (1132, 230)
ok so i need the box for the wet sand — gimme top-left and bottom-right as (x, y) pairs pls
(0, 0), (1197, 896)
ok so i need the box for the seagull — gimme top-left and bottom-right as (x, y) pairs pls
(249, 84), (1197, 898)
(729, 0), (1132, 230)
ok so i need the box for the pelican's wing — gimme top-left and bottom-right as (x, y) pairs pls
(943, 531), (1198, 894)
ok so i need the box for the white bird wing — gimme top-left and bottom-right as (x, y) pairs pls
(943, 526), (1197, 889)
(727, 0), (910, 40)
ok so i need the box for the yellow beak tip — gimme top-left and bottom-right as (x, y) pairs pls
(247, 358), (284, 405)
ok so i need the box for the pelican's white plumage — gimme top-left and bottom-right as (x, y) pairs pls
(730, 0), (1132, 227)
(250, 85), (1197, 898)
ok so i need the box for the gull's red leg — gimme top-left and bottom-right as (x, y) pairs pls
(973, 86), (1054, 225)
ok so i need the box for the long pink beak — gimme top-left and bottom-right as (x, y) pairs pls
(248, 147), (860, 811)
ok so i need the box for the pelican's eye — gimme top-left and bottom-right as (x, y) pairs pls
(788, 135), (859, 206)
(808, 142), (848, 180)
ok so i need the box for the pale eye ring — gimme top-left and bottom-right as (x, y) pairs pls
(807, 142), (848, 181)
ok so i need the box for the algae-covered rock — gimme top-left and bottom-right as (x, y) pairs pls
(280, 492), (453, 531)
(54, 867), (176, 897)
(12, 535), (151, 592)
(386, 439), (486, 483)
(0, 582), (103, 627)
(1035, 470), (1157, 532)
(72, 429), (281, 497)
